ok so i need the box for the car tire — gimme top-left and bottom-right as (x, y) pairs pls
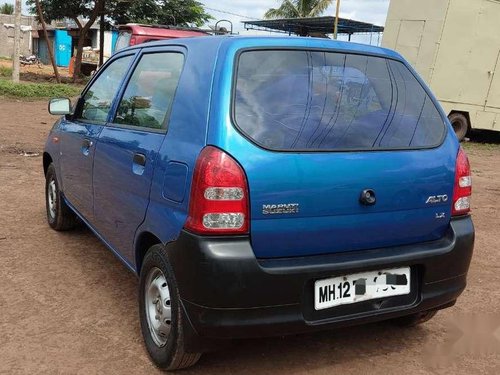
(45, 163), (78, 231)
(448, 113), (469, 142)
(391, 310), (438, 327)
(139, 244), (201, 370)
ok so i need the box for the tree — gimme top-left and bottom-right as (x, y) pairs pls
(264, 0), (333, 19)
(27, 0), (104, 81)
(27, 0), (212, 81)
(109, 0), (212, 27)
(34, 0), (61, 83)
(0, 3), (14, 14)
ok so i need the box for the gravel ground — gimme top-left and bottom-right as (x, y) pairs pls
(0, 99), (499, 374)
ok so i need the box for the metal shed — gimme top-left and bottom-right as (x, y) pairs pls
(243, 16), (384, 39)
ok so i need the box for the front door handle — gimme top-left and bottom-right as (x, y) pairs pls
(133, 153), (146, 167)
(81, 138), (93, 156)
(82, 138), (93, 148)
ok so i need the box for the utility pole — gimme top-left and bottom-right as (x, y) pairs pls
(333, 0), (341, 40)
(99, 0), (105, 67)
(12, 0), (21, 83)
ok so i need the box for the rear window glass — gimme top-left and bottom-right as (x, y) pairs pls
(234, 50), (445, 151)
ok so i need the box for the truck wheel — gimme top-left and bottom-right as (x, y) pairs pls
(391, 310), (438, 327)
(448, 113), (469, 142)
(139, 244), (201, 370)
(45, 163), (78, 231)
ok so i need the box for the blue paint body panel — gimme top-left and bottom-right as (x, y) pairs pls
(93, 126), (165, 265)
(58, 119), (104, 220)
(44, 36), (460, 272)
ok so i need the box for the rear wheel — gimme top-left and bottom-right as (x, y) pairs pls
(391, 310), (438, 327)
(45, 163), (78, 231)
(448, 113), (469, 142)
(139, 244), (201, 370)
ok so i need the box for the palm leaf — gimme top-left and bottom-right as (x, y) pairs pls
(264, 0), (301, 19)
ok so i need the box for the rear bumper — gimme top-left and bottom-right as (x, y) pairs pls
(166, 216), (474, 348)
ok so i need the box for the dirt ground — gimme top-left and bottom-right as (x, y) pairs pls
(0, 59), (79, 83)
(0, 98), (499, 374)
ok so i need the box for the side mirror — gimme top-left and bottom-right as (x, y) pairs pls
(48, 98), (72, 115)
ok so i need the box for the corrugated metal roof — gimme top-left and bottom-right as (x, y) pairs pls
(243, 16), (384, 36)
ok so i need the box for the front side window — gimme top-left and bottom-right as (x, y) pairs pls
(114, 52), (184, 130)
(79, 55), (132, 123)
(234, 50), (445, 150)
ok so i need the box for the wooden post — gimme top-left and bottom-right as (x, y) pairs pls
(333, 0), (341, 40)
(35, 0), (61, 83)
(12, 0), (21, 82)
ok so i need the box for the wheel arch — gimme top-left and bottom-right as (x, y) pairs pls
(43, 152), (53, 176)
(135, 231), (163, 274)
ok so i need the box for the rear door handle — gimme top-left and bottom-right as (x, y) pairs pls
(133, 153), (146, 166)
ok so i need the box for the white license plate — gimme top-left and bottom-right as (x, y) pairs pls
(314, 267), (411, 311)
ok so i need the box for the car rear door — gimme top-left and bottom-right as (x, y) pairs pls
(227, 49), (457, 258)
(92, 48), (185, 262)
(58, 54), (134, 220)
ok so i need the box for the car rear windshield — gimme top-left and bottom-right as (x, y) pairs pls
(115, 31), (132, 51)
(233, 50), (446, 151)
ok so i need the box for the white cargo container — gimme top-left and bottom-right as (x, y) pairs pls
(382, 0), (500, 140)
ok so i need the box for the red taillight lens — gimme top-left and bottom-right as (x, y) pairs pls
(185, 146), (249, 235)
(452, 147), (472, 216)
(129, 36), (137, 46)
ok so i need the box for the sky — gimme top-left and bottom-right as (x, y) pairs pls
(6, 0), (391, 44)
(202, 0), (390, 43)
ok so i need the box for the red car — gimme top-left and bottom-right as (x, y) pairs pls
(115, 24), (208, 51)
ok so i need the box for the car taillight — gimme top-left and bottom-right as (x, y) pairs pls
(129, 36), (137, 46)
(452, 147), (472, 216)
(185, 146), (249, 235)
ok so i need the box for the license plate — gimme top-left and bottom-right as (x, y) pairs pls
(314, 267), (411, 311)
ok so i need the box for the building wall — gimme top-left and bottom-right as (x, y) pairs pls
(0, 14), (37, 58)
(382, 0), (500, 132)
(37, 36), (54, 65)
(91, 30), (118, 59)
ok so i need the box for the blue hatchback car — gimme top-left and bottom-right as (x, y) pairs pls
(44, 36), (474, 370)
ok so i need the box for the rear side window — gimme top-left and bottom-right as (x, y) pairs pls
(234, 50), (445, 151)
(115, 52), (184, 130)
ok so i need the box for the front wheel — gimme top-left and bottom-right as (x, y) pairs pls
(139, 244), (201, 370)
(45, 163), (78, 231)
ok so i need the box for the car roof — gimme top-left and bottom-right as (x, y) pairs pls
(120, 35), (403, 61)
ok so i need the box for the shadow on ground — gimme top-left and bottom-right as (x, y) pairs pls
(468, 129), (500, 144)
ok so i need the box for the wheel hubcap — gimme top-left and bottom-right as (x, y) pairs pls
(145, 267), (172, 347)
(47, 179), (57, 219)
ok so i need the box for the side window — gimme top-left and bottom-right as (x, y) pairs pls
(78, 55), (132, 123)
(115, 52), (184, 130)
